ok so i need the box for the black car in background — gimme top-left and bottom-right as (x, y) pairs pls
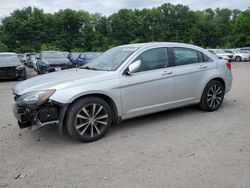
(0, 53), (26, 80)
(74, 52), (103, 67)
(68, 52), (81, 66)
(62, 52), (70, 59)
(36, 51), (72, 74)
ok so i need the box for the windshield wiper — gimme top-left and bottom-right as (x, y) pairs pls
(80, 66), (98, 71)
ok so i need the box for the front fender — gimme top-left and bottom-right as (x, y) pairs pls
(50, 79), (122, 117)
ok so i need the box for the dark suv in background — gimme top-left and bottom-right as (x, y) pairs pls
(36, 51), (72, 74)
(68, 52), (81, 66)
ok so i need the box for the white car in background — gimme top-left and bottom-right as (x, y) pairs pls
(207, 49), (233, 62)
(240, 47), (250, 53)
(32, 54), (39, 71)
(224, 49), (250, 62)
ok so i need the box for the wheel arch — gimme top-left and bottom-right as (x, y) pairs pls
(200, 77), (226, 101)
(210, 77), (225, 88)
(235, 56), (242, 61)
(61, 93), (120, 134)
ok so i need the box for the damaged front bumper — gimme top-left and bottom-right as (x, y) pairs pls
(12, 100), (68, 134)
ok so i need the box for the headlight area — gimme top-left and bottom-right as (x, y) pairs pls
(13, 90), (63, 129)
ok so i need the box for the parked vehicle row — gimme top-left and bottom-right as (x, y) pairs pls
(21, 53), (37, 67)
(12, 42), (232, 142)
(207, 48), (250, 62)
(224, 49), (250, 62)
(18, 51), (102, 75)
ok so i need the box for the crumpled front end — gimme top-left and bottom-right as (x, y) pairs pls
(12, 91), (68, 132)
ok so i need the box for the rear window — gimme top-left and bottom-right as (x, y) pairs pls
(42, 52), (65, 59)
(173, 47), (213, 65)
(173, 47), (200, 66)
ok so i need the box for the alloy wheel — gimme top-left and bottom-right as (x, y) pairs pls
(75, 103), (108, 138)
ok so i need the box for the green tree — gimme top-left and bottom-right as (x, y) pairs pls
(233, 10), (250, 47)
(1, 7), (47, 52)
(0, 4), (249, 52)
(40, 44), (61, 51)
(0, 42), (9, 52)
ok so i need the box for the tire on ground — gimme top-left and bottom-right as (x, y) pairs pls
(235, 56), (241, 62)
(199, 80), (225, 112)
(66, 96), (112, 142)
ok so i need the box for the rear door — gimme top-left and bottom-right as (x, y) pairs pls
(171, 47), (216, 104)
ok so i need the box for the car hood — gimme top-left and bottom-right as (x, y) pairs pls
(13, 69), (115, 95)
(0, 62), (20, 68)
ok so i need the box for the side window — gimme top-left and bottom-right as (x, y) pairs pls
(197, 51), (204, 62)
(203, 54), (213, 62)
(135, 48), (169, 72)
(173, 47), (200, 66)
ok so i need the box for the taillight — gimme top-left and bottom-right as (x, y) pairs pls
(226, 62), (231, 70)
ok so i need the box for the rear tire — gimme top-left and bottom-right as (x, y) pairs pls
(199, 80), (225, 111)
(235, 56), (241, 62)
(66, 97), (112, 142)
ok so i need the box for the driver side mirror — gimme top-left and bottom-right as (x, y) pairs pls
(127, 60), (141, 75)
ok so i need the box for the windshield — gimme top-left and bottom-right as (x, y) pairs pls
(235, 50), (248, 54)
(30, 55), (37, 59)
(71, 52), (81, 59)
(224, 50), (233, 53)
(62, 52), (69, 57)
(215, 49), (225, 53)
(0, 54), (19, 64)
(82, 46), (138, 71)
(80, 53), (102, 59)
(42, 52), (65, 59)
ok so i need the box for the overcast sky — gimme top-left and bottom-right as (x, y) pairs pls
(0, 0), (249, 18)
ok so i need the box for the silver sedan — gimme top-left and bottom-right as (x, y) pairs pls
(12, 42), (233, 142)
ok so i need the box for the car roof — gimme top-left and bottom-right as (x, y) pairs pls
(0, 52), (16, 55)
(120, 42), (213, 54)
(120, 42), (202, 49)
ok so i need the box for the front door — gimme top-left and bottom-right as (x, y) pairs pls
(120, 47), (175, 118)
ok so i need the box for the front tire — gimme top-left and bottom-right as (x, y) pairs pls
(66, 97), (112, 142)
(17, 70), (27, 81)
(199, 80), (225, 111)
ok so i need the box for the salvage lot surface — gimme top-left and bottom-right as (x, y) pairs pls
(0, 63), (250, 188)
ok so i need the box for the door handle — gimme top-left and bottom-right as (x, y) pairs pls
(162, 71), (173, 76)
(199, 65), (207, 69)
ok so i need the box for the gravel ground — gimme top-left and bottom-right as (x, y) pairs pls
(0, 63), (250, 188)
